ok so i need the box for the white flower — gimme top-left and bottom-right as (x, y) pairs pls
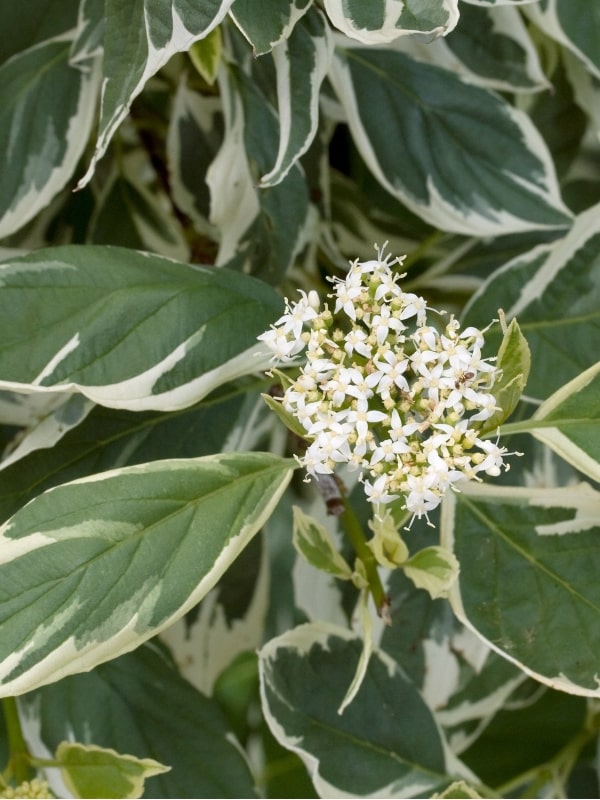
(364, 474), (399, 504)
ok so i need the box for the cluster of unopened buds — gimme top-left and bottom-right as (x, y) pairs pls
(259, 245), (516, 526)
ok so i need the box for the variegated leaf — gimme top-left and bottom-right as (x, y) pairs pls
(0, 37), (100, 238)
(260, 9), (333, 187)
(230, 0), (312, 56)
(0, 452), (294, 695)
(461, 0), (538, 5)
(89, 170), (189, 260)
(442, 481), (600, 697)
(20, 640), (258, 798)
(528, 361), (600, 483)
(432, 4), (549, 93)
(78, 0), (236, 188)
(523, 0), (600, 80)
(167, 82), (222, 236)
(329, 47), (572, 236)
(209, 64), (310, 280)
(56, 742), (169, 800)
(70, 0), (104, 66)
(0, 246), (282, 411)
(463, 203), (600, 401)
(259, 622), (469, 797)
(324, 0), (459, 44)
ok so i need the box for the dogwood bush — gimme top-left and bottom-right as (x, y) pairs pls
(0, 1), (598, 798)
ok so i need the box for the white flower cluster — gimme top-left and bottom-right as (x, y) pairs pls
(259, 246), (513, 525)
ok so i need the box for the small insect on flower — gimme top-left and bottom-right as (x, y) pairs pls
(454, 371), (475, 390)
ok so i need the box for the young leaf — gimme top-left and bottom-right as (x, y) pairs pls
(259, 622), (465, 797)
(403, 546), (461, 600)
(0, 246), (282, 411)
(529, 361), (600, 483)
(0, 452), (294, 695)
(323, 0), (459, 44)
(292, 506), (353, 580)
(329, 47), (572, 236)
(188, 25), (222, 85)
(477, 317), (530, 435)
(56, 741), (169, 800)
(0, 38), (100, 238)
(261, 393), (308, 439)
(463, 203), (600, 401)
(441, 481), (600, 697)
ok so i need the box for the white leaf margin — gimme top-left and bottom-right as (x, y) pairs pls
(401, 5), (550, 94)
(523, 0), (600, 80)
(78, 0), (236, 189)
(0, 454), (294, 696)
(260, 10), (334, 187)
(530, 360), (600, 483)
(259, 621), (477, 798)
(323, 0), (460, 45)
(441, 481), (600, 698)
(0, 36), (101, 239)
(328, 48), (572, 236)
(0, 341), (274, 413)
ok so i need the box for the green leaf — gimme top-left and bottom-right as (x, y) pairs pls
(259, 622), (463, 797)
(463, 204), (600, 400)
(56, 741), (169, 800)
(403, 546), (461, 600)
(79, 0), (236, 187)
(0, 245), (282, 411)
(329, 47), (572, 236)
(478, 318), (530, 435)
(259, 9), (333, 187)
(441, 481), (600, 697)
(0, 38), (100, 237)
(292, 506), (353, 580)
(230, 0), (312, 56)
(0, 452), (294, 695)
(23, 640), (258, 798)
(323, 0), (459, 43)
(189, 24), (222, 85)
(529, 361), (600, 483)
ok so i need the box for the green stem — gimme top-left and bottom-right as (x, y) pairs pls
(2, 697), (31, 784)
(340, 499), (389, 620)
(401, 231), (445, 272)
